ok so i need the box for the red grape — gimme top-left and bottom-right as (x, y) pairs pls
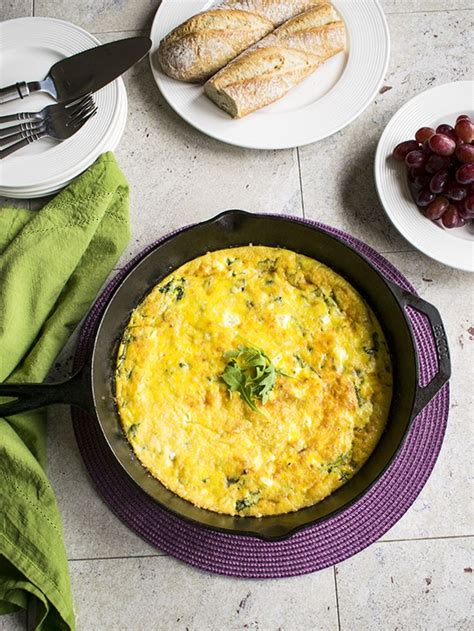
(456, 143), (474, 164)
(423, 196), (449, 220)
(413, 173), (431, 189)
(405, 150), (426, 168)
(456, 164), (474, 185)
(429, 169), (449, 194)
(393, 140), (420, 160)
(442, 205), (464, 228)
(425, 154), (451, 174)
(444, 181), (467, 201)
(416, 188), (436, 207)
(408, 166), (426, 181)
(421, 139), (433, 154)
(415, 127), (435, 143)
(457, 198), (474, 219)
(436, 124), (458, 143)
(455, 119), (474, 143)
(436, 124), (454, 135)
(462, 194), (474, 214)
(428, 133), (456, 156)
(393, 116), (474, 228)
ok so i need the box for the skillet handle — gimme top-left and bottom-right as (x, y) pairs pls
(392, 285), (451, 418)
(0, 366), (93, 417)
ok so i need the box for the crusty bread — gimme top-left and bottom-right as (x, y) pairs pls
(158, 1), (325, 83)
(215, 0), (328, 26)
(204, 3), (346, 118)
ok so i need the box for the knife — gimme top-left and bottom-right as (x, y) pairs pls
(0, 36), (151, 105)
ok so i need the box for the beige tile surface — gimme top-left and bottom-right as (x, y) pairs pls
(298, 8), (473, 254)
(69, 555), (338, 630)
(382, 0), (473, 13)
(0, 613), (26, 631)
(34, 0), (159, 32)
(1, 0), (32, 21)
(336, 537), (473, 630)
(0, 197), (29, 209)
(30, 0), (474, 31)
(0, 2), (473, 631)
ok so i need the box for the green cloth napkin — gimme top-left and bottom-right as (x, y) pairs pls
(0, 152), (130, 630)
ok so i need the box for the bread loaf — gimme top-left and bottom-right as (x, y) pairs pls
(158, 1), (326, 83)
(204, 3), (346, 118)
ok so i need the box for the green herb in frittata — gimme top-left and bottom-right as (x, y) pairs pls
(221, 345), (285, 411)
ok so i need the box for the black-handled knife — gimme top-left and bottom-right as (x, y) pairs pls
(0, 36), (151, 105)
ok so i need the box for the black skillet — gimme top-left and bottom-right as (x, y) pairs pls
(0, 210), (451, 541)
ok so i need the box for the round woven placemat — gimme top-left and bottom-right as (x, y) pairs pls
(71, 217), (449, 577)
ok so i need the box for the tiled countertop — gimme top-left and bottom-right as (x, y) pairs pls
(1, 1), (473, 629)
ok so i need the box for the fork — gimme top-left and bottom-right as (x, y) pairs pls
(0, 95), (93, 125)
(0, 96), (97, 159)
(0, 95), (95, 143)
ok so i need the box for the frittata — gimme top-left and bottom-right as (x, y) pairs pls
(115, 246), (392, 517)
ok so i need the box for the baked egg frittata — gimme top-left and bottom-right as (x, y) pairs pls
(115, 246), (392, 517)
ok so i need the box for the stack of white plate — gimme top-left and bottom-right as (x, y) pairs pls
(0, 17), (127, 199)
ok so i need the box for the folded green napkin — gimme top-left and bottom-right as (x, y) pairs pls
(0, 152), (130, 630)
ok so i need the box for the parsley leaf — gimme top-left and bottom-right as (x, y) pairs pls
(221, 345), (285, 411)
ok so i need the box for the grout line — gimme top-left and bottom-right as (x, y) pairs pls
(296, 147), (306, 219)
(32, 0), (35, 17)
(68, 552), (169, 563)
(333, 566), (342, 631)
(378, 534), (474, 544)
(66, 535), (474, 564)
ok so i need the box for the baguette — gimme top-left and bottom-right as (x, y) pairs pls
(204, 3), (346, 118)
(158, 1), (325, 83)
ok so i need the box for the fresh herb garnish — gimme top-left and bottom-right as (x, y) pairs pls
(226, 476), (240, 486)
(159, 277), (186, 301)
(363, 332), (380, 355)
(321, 452), (357, 484)
(322, 453), (351, 474)
(127, 423), (140, 438)
(221, 345), (284, 411)
(354, 384), (365, 407)
(235, 490), (261, 512)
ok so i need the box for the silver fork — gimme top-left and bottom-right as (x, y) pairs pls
(0, 95), (96, 145)
(0, 96), (97, 159)
(0, 94), (93, 125)
(0, 96), (96, 144)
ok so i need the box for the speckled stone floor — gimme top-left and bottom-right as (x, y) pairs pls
(0, 1), (473, 629)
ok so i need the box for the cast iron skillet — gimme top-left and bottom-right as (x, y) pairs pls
(0, 211), (451, 541)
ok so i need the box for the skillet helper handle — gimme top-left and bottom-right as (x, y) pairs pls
(396, 287), (451, 417)
(0, 367), (93, 417)
(0, 82), (30, 104)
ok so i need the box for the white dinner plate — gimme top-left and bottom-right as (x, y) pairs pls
(0, 17), (127, 197)
(375, 81), (474, 273)
(0, 92), (127, 198)
(149, 0), (390, 150)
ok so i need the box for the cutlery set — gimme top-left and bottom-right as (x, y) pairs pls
(0, 36), (151, 159)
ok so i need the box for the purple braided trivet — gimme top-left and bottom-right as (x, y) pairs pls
(71, 217), (449, 577)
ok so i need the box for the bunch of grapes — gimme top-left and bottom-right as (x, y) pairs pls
(393, 114), (474, 228)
